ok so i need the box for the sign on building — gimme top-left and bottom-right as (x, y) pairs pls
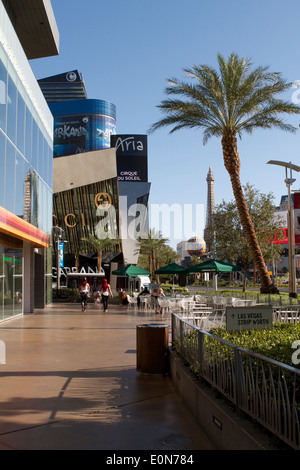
(294, 191), (300, 245)
(111, 134), (148, 183)
(226, 306), (273, 331)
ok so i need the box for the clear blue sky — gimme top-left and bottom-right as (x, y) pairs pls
(30, 0), (300, 248)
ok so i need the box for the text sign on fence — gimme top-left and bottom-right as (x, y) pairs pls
(226, 306), (273, 331)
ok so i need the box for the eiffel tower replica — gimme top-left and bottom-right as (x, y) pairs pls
(204, 166), (215, 255)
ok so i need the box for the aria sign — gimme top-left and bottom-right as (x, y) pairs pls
(111, 135), (148, 183)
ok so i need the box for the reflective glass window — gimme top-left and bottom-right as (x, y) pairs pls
(25, 105), (32, 165)
(30, 170), (38, 227)
(0, 243), (23, 321)
(0, 131), (5, 207)
(5, 140), (15, 213)
(13, 249), (23, 316)
(31, 118), (38, 171)
(47, 143), (53, 188)
(7, 74), (17, 142)
(0, 59), (7, 133)
(15, 152), (25, 218)
(38, 128), (44, 180)
(17, 92), (25, 154)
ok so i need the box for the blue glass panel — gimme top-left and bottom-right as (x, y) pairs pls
(15, 152), (25, 218)
(25, 105), (32, 165)
(7, 75), (17, 143)
(31, 118), (38, 171)
(0, 59), (7, 133)
(17, 93), (25, 154)
(5, 140), (15, 213)
(0, 132), (5, 207)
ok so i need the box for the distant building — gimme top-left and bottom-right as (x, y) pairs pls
(38, 70), (88, 102)
(177, 237), (206, 266)
(204, 166), (215, 253)
(38, 71), (151, 286)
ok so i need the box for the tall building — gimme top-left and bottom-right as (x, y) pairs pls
(0, 0), (59, 321)
(38, 71), (150, 286)
(204, 166), (215, 253)
(38, 70), (87, 102)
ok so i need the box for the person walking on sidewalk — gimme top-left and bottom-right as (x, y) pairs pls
(100, 278), (112, 312)
(79, 278), (90, 312)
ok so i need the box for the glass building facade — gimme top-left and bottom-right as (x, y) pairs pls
(0, 1), (55, 321)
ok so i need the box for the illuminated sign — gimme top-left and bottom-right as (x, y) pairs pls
(294, 192), (300, 245)
(58, 242), (64, 267)
(53, 115), (116, 157)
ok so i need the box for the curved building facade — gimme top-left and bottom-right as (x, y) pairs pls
(49, 99), (116, 157)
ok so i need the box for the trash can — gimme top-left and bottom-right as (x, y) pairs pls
(136, 323), (169, 375)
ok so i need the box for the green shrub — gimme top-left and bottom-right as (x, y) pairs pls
(52, 288), (80, 300)
(209, 322), (300, 367)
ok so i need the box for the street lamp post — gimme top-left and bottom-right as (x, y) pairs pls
(267, 160), (300, 298)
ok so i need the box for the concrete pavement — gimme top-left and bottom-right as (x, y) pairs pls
(0, 302), (215, 451)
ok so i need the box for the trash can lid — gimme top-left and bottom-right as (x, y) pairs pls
(137, 324), (168, 328)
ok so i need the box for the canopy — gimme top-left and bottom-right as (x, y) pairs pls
(186, 259), (241, 273)
(155, 263), (187, 274)
(112, 264), (151, 277)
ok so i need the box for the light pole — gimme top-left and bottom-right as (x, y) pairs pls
(267, 160), (300, 298)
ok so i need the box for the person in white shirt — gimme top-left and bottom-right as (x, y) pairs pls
(100, 278), (113, 312)
(79, 278), (90, 312)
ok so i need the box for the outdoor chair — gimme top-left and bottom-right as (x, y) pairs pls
(158, 298), (171, 313)
(127, 295), (137, 311)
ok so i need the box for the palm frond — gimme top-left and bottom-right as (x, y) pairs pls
(149, 52), (300, 142)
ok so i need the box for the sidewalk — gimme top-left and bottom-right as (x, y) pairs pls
(0, 302), (215, 450)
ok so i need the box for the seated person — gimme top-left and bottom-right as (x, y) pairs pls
(137, 287), (149, 307)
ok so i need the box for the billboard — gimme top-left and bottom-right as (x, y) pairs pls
(294, 192), (300, 245)
(53, 114), (116, 157)
(111, 135), (148, 183)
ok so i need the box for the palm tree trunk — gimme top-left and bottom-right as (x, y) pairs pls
(155, 260), (160, 284)
(97, 251), (102, 273)
(152, 247), (156, 282)
(148, 254), (152, 279)
(222, 132), (279, 294)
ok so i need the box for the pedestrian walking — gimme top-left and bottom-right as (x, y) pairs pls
(100, 278), (113, 312)
(79, 278), (90, 312)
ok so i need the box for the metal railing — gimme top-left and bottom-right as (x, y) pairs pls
(192, 290), (300, 307)
(171, 312), (300, 449)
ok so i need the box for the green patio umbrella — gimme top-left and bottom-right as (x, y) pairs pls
(155, 262), (187, 292)
(186, 259), (240, 290)
(155, 262), (187, 274)
(112, 264), (151, 292)
(112, 264), (151, 277)
(186, 259), (240, 273)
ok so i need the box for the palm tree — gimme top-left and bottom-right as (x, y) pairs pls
(150, 53), (300, 294)
(81, 235), (118, 272)
(137, 229), (169, 282)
